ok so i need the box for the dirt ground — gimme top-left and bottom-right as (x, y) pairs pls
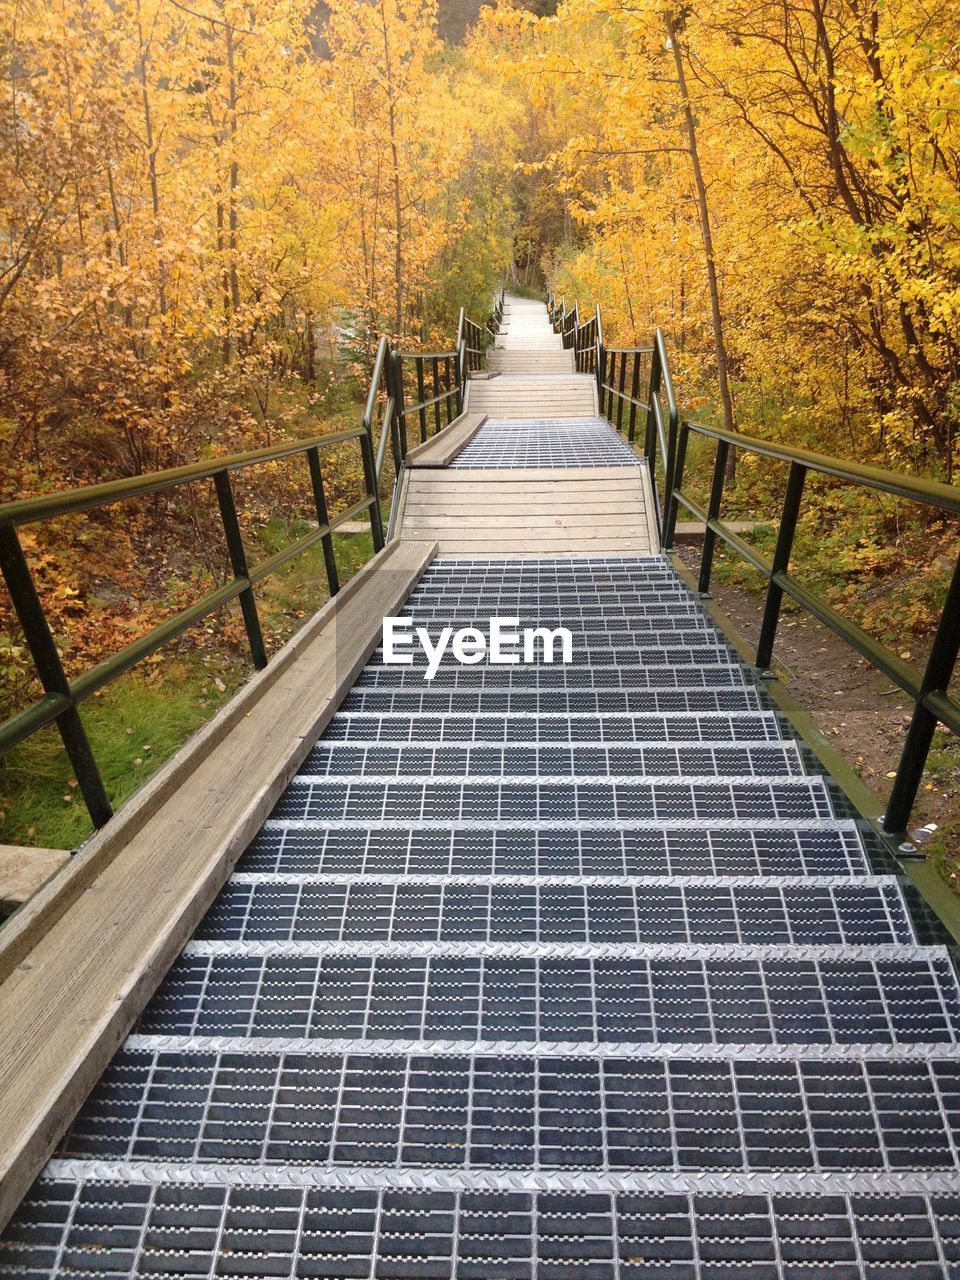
(674, 548), (960, 849)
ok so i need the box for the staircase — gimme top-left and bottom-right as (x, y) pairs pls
(3, 298), (960, 1277)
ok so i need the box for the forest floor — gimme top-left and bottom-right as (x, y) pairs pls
(674, 546), (960, 877)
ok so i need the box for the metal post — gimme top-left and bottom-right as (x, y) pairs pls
(306, 446), (340, 597)
(432, 358), (442, 437)
(663, 421), (688, 549)
(628, 351), (642, 443)
(884, 548), (960, 833)
(645, 346), (662, 453)
(444, 356), (453, 424)
(755, 462), (806, 670)
(0, 523), (113, 827)
(393, 352), (409, 459)
(616, 352), (627, 433)
(360, 428), (386, 551)
(698, 439), (730, 594)
(415, 357), (426, 444)
(214, 470), (268, 670)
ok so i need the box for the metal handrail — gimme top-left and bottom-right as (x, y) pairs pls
(0, 428), (382, 829)
(668, 415), (960, 833)
(555, 287), (960, 837)
(1, 287), (502, 834)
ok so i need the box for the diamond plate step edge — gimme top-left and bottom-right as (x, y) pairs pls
(280, 773), (826, 788)
(226, 872), (897, 889)
(262, 817), (855, 832)
(180, 939), (949, 961)
(37, 1159), (960, 1198)
(121, 1034), (960, 1063)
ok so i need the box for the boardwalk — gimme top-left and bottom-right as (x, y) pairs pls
(2, 298), (960, 1276)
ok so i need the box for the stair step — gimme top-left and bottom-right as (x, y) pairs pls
(239, 823), (872, 877)
(10, 1178), (960, 1276)
(341, 688), (766, 713)
(324, 711), (786, 743)
(53, 1045), (960, 1176)
(265, 776), (837, 824)
(141, 945), (960, 1049)
(194, 876), (908, 946)
(301, 742), (804, 777)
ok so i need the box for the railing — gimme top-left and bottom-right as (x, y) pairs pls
(551, 288), (960, 837)
(0, 430), (383, 829)
(2, 295), (498, 832)
(458, 308), (488, 375)
(364, 302), (491, 486)
(669, 423), (960, 835)
(491, 287), (505, 337)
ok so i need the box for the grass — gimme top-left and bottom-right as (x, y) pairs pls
(0, 654), (245, 849)
(0, 528), (378, 851)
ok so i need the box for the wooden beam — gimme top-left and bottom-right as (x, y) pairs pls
(404, 413), (487, 468)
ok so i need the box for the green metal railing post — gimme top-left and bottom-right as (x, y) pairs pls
(359, 427), (385, 551)
(628, 352), (642, 444)
(615, 353), (627, 433)
(698, 439), (730, 594)
(415, 358), (427, 443)
(884, 549), (960, 833)
(664, 421), (689, 549)
(455, 344), (464, 415)
(306, 446), (340, 597)
(658, 333), (680, 548)
(0, 523), (113, 828)
(431, 357), (442, 437)
(755, 462), (806, 670)
(213, 470), (268, 671)
(392, 351), (409, 457)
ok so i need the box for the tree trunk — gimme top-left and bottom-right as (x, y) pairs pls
(225, 20), (242, 354)
(135, 0), (166, 319)
(378, 1), (404, 338)
(665, 11), (736, 480)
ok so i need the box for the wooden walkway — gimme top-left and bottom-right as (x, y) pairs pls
(395, 297), (656, 554)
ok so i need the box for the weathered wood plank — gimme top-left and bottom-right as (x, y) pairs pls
(0, 538), (437, 1233)
(404, 412), (487, 468)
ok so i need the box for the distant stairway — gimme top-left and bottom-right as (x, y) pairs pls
(3, 299), (960, 1277)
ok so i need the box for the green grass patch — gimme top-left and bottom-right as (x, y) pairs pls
(0, 526), (381, 852)
(0, 653), (244, 849)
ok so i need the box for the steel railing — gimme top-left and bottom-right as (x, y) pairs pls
(0, 429), (382, 829)
(1, 292), (502, 831)
(549, 288), (960, 836)
(365, 299), (497, 489)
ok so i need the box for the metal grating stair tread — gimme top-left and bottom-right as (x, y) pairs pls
(3, 322), (958, 1274)
(450, 418), (642, 469)
(238, 825), (873, 878)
